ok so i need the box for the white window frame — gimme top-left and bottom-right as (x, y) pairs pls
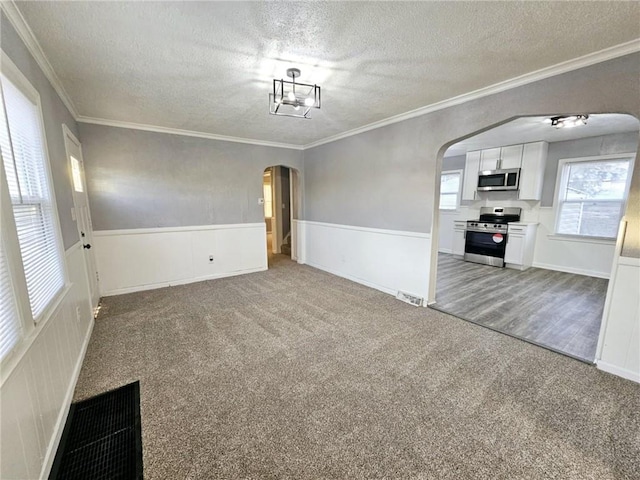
(553, 153), (635, 241)
(0, 51), (69, 371)
(439, 169), (463, 212)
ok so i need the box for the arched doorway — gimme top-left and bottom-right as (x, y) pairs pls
(429, 113), (639, 363)
(263, 165), (301, 267)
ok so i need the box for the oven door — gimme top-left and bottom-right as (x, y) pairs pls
(464, 231), (508, 266)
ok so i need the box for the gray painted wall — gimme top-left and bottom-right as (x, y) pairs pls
(78, 123), (304, 230)
(541, 131), (639, 206)
(303, 53), (640, 256)
(1, 11), (80, 249)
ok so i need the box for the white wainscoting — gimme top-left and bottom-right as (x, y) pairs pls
(93, 223), (268, 296)
(532, 207), (615, 278)
(298, 220), (431, 301)
(597, 256), (640, 383)
(0, 242), (94, 479)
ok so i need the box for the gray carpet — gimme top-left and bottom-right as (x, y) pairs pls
(74, 255), (640, 479)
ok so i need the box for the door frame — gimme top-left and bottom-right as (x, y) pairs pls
(62, 124), (100, 313)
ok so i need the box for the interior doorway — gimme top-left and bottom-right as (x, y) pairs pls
(430, 113), (639, 363)
(263, 165), (298, 267)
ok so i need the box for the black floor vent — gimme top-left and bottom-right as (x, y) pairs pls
(50, 381), (143, 480)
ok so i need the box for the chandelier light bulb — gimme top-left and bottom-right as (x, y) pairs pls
(294, 104), (300, 111)
(304, 97), (315, 107)
(287, 91), (296, 101)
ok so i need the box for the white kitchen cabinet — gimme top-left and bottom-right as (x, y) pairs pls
(462, 151), (481, 200)
(500, 144), (524, 169)
(518, 141), (548, 200)
(505, 223), (538, 270)
(453, 221), (467, 256)
(479, 148), (501, 171)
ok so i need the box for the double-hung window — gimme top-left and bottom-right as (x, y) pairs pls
(439, 170), (462, 210)
(0, 63), (65, 361)
(555, 156), (633, 239)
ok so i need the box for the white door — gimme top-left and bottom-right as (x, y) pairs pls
(63, 125), (100, 313)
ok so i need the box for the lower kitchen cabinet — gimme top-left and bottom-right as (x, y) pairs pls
(505, 223), (538, 270)
(453, 221), (466, 256)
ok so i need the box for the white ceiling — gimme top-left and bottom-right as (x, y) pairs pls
(14, 1), (640, 146)
(445, 114), (640, 157)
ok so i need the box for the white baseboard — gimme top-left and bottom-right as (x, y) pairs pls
(304, 260), (397, 296)
(39, 318), (94, 479)
(438, 248), (453, 254)
(299, 220), (431, 301)
(532, 262), (609, 279)
(102, 266), (267, 296)
(596, 360), (640, 384)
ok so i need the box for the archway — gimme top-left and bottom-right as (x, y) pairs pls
(428, 113), (639, 363)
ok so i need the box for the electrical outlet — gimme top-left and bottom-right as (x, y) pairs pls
(209, 255), (214, 263)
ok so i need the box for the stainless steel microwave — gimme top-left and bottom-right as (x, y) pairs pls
(477, 168), (520, 191)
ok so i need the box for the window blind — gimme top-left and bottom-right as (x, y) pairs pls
(0, 75), (65, 321)
(0, 242), (20, 361)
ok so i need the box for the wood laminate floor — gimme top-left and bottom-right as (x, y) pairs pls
(433, 253), (608, 363)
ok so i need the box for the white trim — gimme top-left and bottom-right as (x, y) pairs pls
(77, 116), (304, 151)
(0, 1), (79, 118)
(618, 256), (640, 267)
(39, 317), (94, 479)
(596, 360), (640, 384)
(92, 222), (265, 237)
(304, 39), (640, 149)
(304, 260), (397, 297)
(546, 234), (616, 246)
(65, 240), (82, 256)
(531, 261), (609, 279)
(101, 266), (267, 297)
(300, 220), (430, 239)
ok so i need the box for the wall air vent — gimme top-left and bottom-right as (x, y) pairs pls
(396, 291), (424, 307)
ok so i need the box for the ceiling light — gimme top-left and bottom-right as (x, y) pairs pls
(549, 114), (589, 129)
(269, 68), (321, 119)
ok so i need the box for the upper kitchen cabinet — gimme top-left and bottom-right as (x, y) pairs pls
(500, 144), (524, 169)
(462, 150), (481, 200)
(479, 148), (501, 171)
(518, 141), (548, 200)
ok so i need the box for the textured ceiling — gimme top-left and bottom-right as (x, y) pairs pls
(15, 1), (640, 146)
(445, 114), (640, 157)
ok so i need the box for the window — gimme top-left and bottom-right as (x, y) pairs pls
(0, 73), (65, 322)
(555, 157), (633, 239)
(263, 175), (273, 218)
(439, 170), (462, 210)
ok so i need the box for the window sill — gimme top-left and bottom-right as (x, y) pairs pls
(547, 234), (616, 246)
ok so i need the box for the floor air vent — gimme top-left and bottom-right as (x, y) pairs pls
(396, 291), (424, 307)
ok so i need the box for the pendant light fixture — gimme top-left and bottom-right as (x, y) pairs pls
(546, 114), (589, 129)
(269, 68), (321, 118)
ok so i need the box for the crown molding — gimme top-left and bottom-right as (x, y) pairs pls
(0, 0), (79, 118)
(303, 38), (640, 150)
(76, 116), (305, 150)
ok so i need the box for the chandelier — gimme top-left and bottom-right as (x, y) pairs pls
(269, 68), (321, 118)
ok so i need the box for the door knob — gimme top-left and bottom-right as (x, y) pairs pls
(83, 244), (91, 249)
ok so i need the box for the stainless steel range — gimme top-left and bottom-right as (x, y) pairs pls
(464, 207), (522, 267)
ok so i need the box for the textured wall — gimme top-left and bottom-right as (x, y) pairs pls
(78, 124), (304, 231)
(303, 53), (640, 256)
(1, 12), (80, 249)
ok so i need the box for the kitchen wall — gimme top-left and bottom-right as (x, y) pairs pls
(78, 123), (304, 294)
(1, 11), (94, 480)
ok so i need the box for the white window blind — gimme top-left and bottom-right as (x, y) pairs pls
(440, 171), (461, 210)
(0, 242), (20, 361)
(0, 75), (65, 321)
(556, 159), (631, 239)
